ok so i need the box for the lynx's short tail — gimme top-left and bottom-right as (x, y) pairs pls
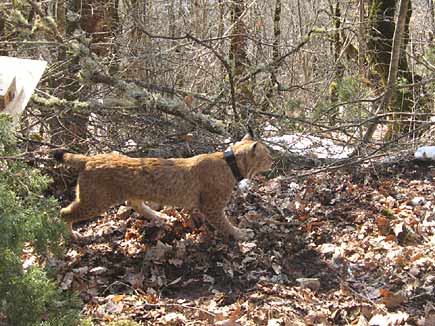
(53, 150), (88, 170)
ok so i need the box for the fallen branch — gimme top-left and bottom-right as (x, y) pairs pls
(86, 69), (228, 136)
(31, 76), (229, 137)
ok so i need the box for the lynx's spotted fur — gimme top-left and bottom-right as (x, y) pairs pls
(54, 134), (272, 240)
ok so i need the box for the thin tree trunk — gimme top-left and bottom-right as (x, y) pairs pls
(429, 0), (435, 34)
(0, 12), (6, 56)
(218, 0), (224, 37)
(328, 0), (342, 125)
(168, 0), (175, 38)
(260, 0), (281, 112)
(297, 0), (310, 84)
(202, 0), (208, 38)
(273, 0), (281, 63)
(358, 0), (366, 75)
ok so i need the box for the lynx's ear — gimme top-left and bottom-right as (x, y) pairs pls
(242, 133), (253, 141)
(249, 142), (258, 155)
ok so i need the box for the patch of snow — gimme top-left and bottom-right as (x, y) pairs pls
(264, 122), (279, 132)
(415, 146), (435, 160)
(266, 134), (351, 159)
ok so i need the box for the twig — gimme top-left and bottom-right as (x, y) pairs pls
(28, 0), (64, 43)
(345, 281), (388, 312)
(0, 155), (27, 161)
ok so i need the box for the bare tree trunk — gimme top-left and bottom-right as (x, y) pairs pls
(193, 0), (200, 35)
(367, 0), (397, 87)
(229, 0), (252, 122)
(45, 0), (90, 151)
(260, 0), (281, 112)
(357, 0), (410, 148)
(363, 0), (417, 140)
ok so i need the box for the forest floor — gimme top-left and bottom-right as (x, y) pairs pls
(48, 158), (434, 326)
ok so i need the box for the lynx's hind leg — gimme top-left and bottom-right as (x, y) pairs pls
(61, 198), (112, 233)
(61, 183), (117, 237)
(127, 199), (168, 224)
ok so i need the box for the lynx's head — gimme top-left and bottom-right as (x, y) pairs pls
(231, 133), (273, 179)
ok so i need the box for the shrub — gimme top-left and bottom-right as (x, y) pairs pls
(0, 114), (81, 326)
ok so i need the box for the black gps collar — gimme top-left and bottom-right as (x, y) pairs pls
(223, 148), (244, 182)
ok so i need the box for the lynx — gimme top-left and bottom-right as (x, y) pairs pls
(54, 133), (272, 240)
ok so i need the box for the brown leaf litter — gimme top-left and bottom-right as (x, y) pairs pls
(45, 160), (434, 325)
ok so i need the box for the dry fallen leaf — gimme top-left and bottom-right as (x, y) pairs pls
(376, 216), (391, 236)
(184, 95), (194, 107)
(60, 272), (74, 290)
(369, 311), (409, 325)
(111, 294), (125, 303)
(380, 289), (406, 309)
(160, 312), (188, 325)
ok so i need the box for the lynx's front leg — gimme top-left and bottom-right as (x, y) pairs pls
(201, 206), (253, 241)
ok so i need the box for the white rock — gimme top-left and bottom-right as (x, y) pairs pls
(410, 197), (426, 206)
(90, 266), (108, 274)
(296, 278), (321, 291)
(238, 179), (251, 190)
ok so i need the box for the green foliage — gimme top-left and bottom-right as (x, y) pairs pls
(73, 318), (135, 326)
(313, 76), (372, 127)
(424, 46), (435, 66)
(336, 76), (371, 122)
(336, 76), (370, 103)
(382, 207), (395, 218)
(0, 114), (81, 326)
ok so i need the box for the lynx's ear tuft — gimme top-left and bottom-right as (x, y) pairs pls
(247, 125), (255, 138)
(242, 126), (255, 141)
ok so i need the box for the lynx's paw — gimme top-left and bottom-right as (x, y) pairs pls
(232, 228), (254, 241)
(64, 228), (82, 243)
(150, 212), (171, 226)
